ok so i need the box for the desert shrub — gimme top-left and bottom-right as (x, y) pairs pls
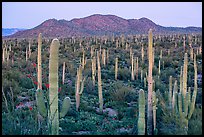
(84, 77), (96, 95)
(109, 81), (133, 102)
(118, 67), (131, 81)
(188, 107), (202, 135)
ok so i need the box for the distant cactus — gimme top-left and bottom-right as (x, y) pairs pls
(102, 49), (106, 66)
(115, 57), (118, 80)
(26, 48), (28, 62)
(131, 54), (134, 81)
(141, 69), (143, 83)
(97, 51), (103, 112)
(62, 62), (65, 84)
(92, 56), (96, 86)
(158, 60), (160, 76)
(141, 44), (144, 63)
(106, 49), (109, 64)
(169, 76), (172, 108)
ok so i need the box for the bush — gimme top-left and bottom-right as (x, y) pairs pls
(109, 81), (133, 102)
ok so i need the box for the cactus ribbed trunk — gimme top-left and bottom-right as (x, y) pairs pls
(62, 62), (65, 85)
(172, 80), (178, 113)
(38, 33), (42, 90)
(141, 44), (144, 63)
(29, 40), (31, 58)
(115, 57), (118, 80)
(136, 57), (139, 80)
(102, 49), (106, 66)
(158, 60), (160, 75)
(75, 65), (85, 111)
(82, 50), (85, 69)
(141, 69), (143, 83)
(131, 54), (134, 80)
(147, 29), (153, 135)
(183, 53), (188, 113)
(152, 90), (158, 134)
(3, 48), (5, 62)
(92, 56), (96, 86)
(169, 76), (172, 108)
(188, 53), (197, 119)
(106, 49), (109, 65)
(26, 48), (28, 61)
(138, 89), (145, 135)
(49, 39), (60, 135)
(183, 37), (186, 51)
(97, 51), (103, 112)
(190, 48), (193, 61)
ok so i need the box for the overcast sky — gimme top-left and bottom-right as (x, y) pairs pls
(2, 2), (202, 29)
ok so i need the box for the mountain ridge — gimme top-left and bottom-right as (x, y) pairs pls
(4, 14), (202, 38)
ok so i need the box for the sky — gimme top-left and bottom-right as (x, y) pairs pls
(2, 2), (202, 29)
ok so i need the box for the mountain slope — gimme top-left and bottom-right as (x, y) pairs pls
(4, 14), (202, 38)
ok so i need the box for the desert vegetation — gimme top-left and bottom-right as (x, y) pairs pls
(2, 31), (202, 135)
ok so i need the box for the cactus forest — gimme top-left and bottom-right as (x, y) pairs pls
(2, 30), (202, 135)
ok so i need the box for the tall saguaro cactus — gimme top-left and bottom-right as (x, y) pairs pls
(49, 39), (60, 135)
(147, 29), (153, 135)
(75, 65), (86, 111)
(138, 89), (145, 135)
(38, 33), (42, 89)
(36, 39), (71, 135)
(97, 51), (103, 112)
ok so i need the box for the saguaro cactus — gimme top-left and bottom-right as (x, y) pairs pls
(62, 62), (65, 84)
(106, 49), (109, 65)
(169, 76), (172, 108)
(26, 48), (28, 61)
(102, 49), (106, 66)
(49, 39), (60, 135)
(97, 51), (103, 112)
(136, 57), (139, 80)
(29, 40), (31, 58)
(92, 56), (96, 86)
(131, 54), (134, 80)
(152, 90), (158, 134)
(177, 53), (198, 135)
(36, 39), (71, 135)
(75, 65), (86, 111)
(141, 44), (144, 63)
(115, 57), (118, 80)
(147, 29), (153, 135)
(172, 80), (178, 113)
(138, 89), (145, 135)
(3, 48), (5, 62)
(38, 33), (42, 89)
